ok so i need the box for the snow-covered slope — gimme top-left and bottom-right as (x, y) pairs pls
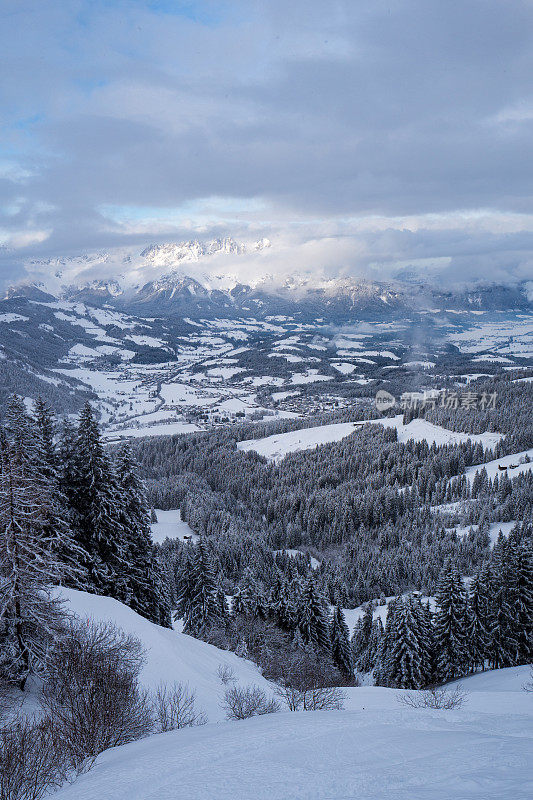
(464, 447), (533, 483)
(374, 415), (503, 448)
(237, 421), (363, 461)
(59, 588), (271, 722)
(237, 417), (503, 463)
(54, 666), (533, 800)
(149, 509), (197, 544)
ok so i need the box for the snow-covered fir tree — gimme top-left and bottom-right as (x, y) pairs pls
(181, 540), (224, 636)
(330, 604), (353, 678)
(352, 603), (374, 668)
(513, 540), (533, 664)
(0, 397), (69, 688)
(434, 562), (468, 681)
(63, 403), (128, 598)
(114, 444), (171, 627)
(375, 597), (431, 689)
(297, 575), (331, 652)
(466, 568), (490, 672)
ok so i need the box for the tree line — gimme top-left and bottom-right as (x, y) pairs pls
(0, 396), (170, 690)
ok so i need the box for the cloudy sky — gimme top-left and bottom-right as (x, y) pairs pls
(1, 0), (533, 286)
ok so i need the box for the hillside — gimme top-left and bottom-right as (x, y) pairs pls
(59, 588), (272, 723)
(53, 665), (533, 800)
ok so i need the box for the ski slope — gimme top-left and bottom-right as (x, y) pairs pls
(58, 589), (272, 722)
(54, 666), (533, 800)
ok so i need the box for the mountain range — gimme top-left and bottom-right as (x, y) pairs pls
(6, 238), (533, 320)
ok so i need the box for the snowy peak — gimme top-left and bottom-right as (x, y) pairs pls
(7, 236), (533, 319)
(139, 237), (269, 268)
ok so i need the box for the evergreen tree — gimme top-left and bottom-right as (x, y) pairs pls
(32, 398), (86, 584)
(488, 538), (519, 669)
(374, 599), (400, 686)
(434, 562), (468, 681)
(182, 540), (223, 636)
(376, 598), (429, 689)
(233, 567), (259, 616)
(175, 546), (196, 623)
(363, 617), (384, 674)
(114, 444), (170, 626)
(297, 575), (331, 652)
(330, 605), (352, 678)
(412, 598), (435, 686)
(514, 542), (533, 663)
(352, 603), (373, 667)
(67, 403), (128, 598)
(0, 397), (69, 688)
(269, 576), (297, 631)
(466, 569), (490, 672)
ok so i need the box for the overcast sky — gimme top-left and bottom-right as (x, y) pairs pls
(1, 0), (533, 286)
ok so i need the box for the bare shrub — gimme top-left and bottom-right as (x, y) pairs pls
(45, 619), (145, 692)
(274, 681), (346, 711)
(221, 684), (280, 720)
(41, 620), (153, 769)
(276, 683), (346, 712)
(0, 715), (68, 800)
(522, 665), (533, 693)
(274, 650), (346, 711)
(398, 684), (468, 710)
(151, 682), (206, 731)
(217, 663), (237, 686)
(0, 683), (13, 723)
(206, 617), (288, 679)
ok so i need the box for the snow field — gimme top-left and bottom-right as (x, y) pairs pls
(149, 509), (197, 544)
(54, 666), (533, 800)
(375, 414), (503, 448)
(104, 421), (201, 441)
(238, 422), (363, 461)
(464, 448), (533, 483)
(237, 417), (503, 463)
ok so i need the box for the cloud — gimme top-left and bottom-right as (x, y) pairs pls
(1, 1), (533, 286)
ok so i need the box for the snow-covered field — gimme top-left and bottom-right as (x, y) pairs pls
(238, 417), (503, 463)
(104, 421), (201, 441)
(51, 590), (533, 800)
(374, 415), (503, 448)
(54, 662), (533, 800)
(464, 448), (533, 483)
(150, 509), (197, 544)
(238, 422), (363, 461)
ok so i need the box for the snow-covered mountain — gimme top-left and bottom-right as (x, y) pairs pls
(12, 238), (533, 319)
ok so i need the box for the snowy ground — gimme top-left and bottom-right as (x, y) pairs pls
(54, 665), (533, 800)
(464, 448), (533, 483)
(51, 590), (533, 800)
(237, 421), (363, 461)
(149, 509), (197, 544)
(373, 414), (503, 448)
(104, 421), (201, 441)
(59, 589), (272, 723)
(238, 417), (503, 462)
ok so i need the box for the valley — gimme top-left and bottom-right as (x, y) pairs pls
(1, 272), (532, 439)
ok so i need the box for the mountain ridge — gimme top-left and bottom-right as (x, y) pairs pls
(5, 237), (533, 319)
